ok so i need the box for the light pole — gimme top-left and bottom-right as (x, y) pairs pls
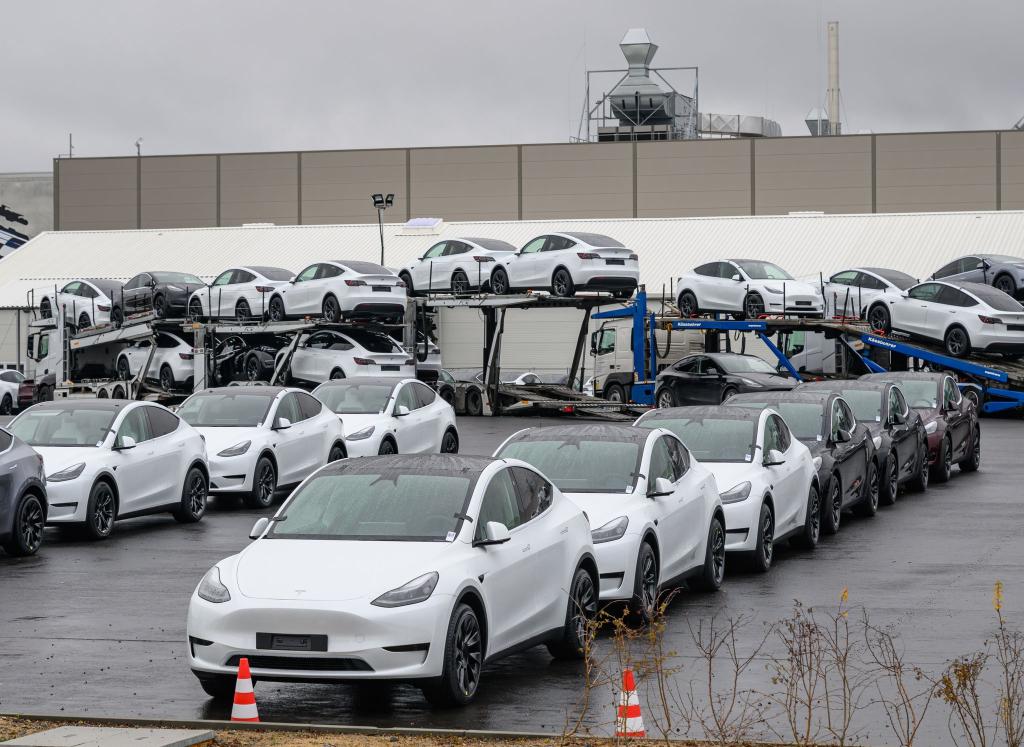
(371, 193), (395, 266)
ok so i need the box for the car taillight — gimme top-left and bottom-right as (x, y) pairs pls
(353, 357), (373, 365)
(179, 352), (194, 360)
(254, 286), (274, 293)
(97, 304), (111, 312)
(577, 252), (599, 260)
(345, 279), (367, 287)
(978, 315), (1003, 324)
(473, 255), (496, 263)
(628, 253), (639, 261)
(395, 280), (406, 288)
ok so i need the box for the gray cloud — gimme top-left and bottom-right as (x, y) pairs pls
(3, 0), (1022, 171)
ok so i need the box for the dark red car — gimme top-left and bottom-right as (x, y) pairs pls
(860, 371), (980, 482)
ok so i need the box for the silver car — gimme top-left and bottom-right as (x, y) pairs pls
(930, 254), (1024, 299)
(0, 427), (47, 556)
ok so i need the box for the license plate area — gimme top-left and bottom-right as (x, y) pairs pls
(381, 365), (400, 371)
(605, 259), (625, 265)
(257, 633), (328, 652)
(372, 285), (391, 292)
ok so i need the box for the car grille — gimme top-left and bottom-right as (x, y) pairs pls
(226, 654), (373, 672)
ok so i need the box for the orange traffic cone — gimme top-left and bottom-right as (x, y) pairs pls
(230, 657), (259, 722)
(615, 668), (646, 738)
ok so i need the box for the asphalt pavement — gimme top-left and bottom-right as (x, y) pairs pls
(2, 415), (1023, 745)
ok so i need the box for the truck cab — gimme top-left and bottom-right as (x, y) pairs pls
(589, 318), (702, 402)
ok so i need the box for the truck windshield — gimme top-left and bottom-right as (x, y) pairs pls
(10, 408), (115, 447)
(496, 438), (641, 494)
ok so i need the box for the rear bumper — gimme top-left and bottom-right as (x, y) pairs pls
(349, 303), (405, 318)
(573, 265), (640, 291)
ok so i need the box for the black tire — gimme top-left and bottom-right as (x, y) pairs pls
(173, 467), (208, 523)
(932, 436), (952, 483)
(720, 386), (738, 403)
(490, 268), (510, 295)
(879, 451), (899, 505)
(546, 566), (598, 659)
(854, 460), (880, 517)
(245, 457), (277, 509)
(960, 426), (981, 472)
(465, 388), (483, 416)
(439, 386), (456, 406)
(39, 298), (52, 319)
(189, 296), (205, 320)
(690, 516), (726, 592)
(117, 357), (132, 381)
(83, 481), (117, 540)
(944, 326), (971, 358)
(823, 474), (842, 535)
(378, 438), (397, 455)
(197, 675), (236, 701)
(111, 305), (123, 328)
(78, 312), (91, 330)
(551, 268), (575, 298)
(0, 393), (12, 416)
(422, 603), (483, 706)
(603, 382), (626, 403)
(244, 356), (262, 382)
(994, 273), (1017, 296)
(868, 303), (891, 333)
(329, 368), (346, 381)
(159, 365), (175, 392)
(111, 385), (126, 400)
(38, 384), (53, 402)
(630, 541), (659, 622)
(2, 492), (46, 556)
(269, 296), (286, 322)
(322, 295), (342, 323)
(441, 428), (459, 453)
(97, 389), (109, 399)
(677, 290), (699, 317)
(451, 270), (470, 295)
(749, 502), (774, 573)
(153, 294), (166, 319)
(235, 299), (251, 322)
(743, 292), (765, 320)
(655, 386), (676, 409)
(328, 443), (347, 462)
(791, 483), (821, 550)
(399, 272), (415, 296)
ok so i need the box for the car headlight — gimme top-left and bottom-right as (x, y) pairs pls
(764, 286), (784, 295)
(591, 515), (629, 544)
(47, 462), (86, 482)
(721, 481), (752, 504)
(739, 377), (763, 388)
(924, 420), (938, 434)
(197, 566), (231, 603)
(217, 440), (251, 457)
(872, 435), (882, 449)
(812, 456), (822, 471)
(347, 425), (376, 441)
(372, 571), (439, 608)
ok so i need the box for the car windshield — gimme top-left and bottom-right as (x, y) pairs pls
(152, 272), (203, 284)
(496, 438), (640, 493)
(838, 390), (883, 422)
(891, 380), (938, 409)
(177, 392), (276, 427)
(967, 285), (1024, 311)
(10, 407), (116, 447)
(269, 470), (474, 541)
(343, 330), (401, 353)
(717, 355), (779, 374)
(636, 416), (755, 462)
(736, 261), (793, 280)
(315, 382), (394, 414)
(869, 268), (917, 290)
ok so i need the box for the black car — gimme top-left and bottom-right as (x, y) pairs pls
(112, 271), (206, 326)
(0, 427), (47, 557)
(655, 352), (797, 408)
(238, 334), (295, 382)
(860, 371), (981, 482)
(727, 390), (879, 533)
(796, 379), (928, 504)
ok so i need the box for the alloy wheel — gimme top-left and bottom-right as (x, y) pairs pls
(269, 298), (285, 322)
(453, 612), (482, 697)
(93, 486), (115, 536)
(868, 305), (890, 331)
(328, 446), (346, 462)
(946, 328), (969, 357)
(552, 270), (572, 297)
(256, 462), (276, 505)
(888, 457), (898, 497)
(830, 480), (842, 531)
(188, 473), (207, 517)
(570, 571), (597, 645)
(441, 431), (459, 453)
(153, 296), (165, 318)
(0, 395), (11, 415)
(452, 272), (469, 294)
(761, 509), (774, 566)
(995, 276), (1016, 295)
(640, 550), (658, 618)
(189, 298), (204, 319)
(657, 390), (674, 408)
(245, 358), (260, 381)
(379, 440), (396, 455)
(236, 300), (251, 322)
(19, 497), (45, 553)
(679, 293), (696, 317)
(491, 270), (508, 295)
(323, 297), (341, 322)
(868, 465), (880, 510)
(745, 294), (765, 318)
(78, 313), (91, 329)
(808, 488), (821, 542)
(710, 521), (726, 585)
(160, 367), (174, 391)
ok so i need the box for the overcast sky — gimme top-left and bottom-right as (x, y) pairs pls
(4, 0), (1023, 172)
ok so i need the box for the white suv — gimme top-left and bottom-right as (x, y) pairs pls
(676, 259), (824, 319)
(281, 329), (414, 385)
(267, 260), (407, 323)
(399, 237), (517, 294)
(490, 232), (639, 298)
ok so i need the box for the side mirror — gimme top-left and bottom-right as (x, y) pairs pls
(834, 428), (852, 443)
(249, 517), (270, 539)
(474, 521), (511, 547)
(115, 436), (137, 450)
(763, 449), (786, 467)
(648, 476), (674, 497)
(395, 404), (410, 417)
(732, 274), (743, 282)
(982, 260), (992, 270)
(274, 417), (292, 430)
(288, 276), (297, 284)
(890, 409), (906, 426)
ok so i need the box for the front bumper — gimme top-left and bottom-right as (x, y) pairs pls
(44, 480), (90, 524)
(208, 453), (257, 494)
(593, 535), (640, 601)
(187, 593), (452, 681)
(722, 498), (761, 553)
(344, 434), (385, 458)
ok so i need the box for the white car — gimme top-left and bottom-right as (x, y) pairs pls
(635, 405), (821, 572)
(313, 377), (459, 457)
(675, 259), (824, 319)
(38, 278), (123, 329)
(281, 329), (414, 385)
(115, 331), (195, 392)
(186, 454), (598, 706)
(398, 237), (517, 295)
(266, 260), (407, 323)
(821, 267), (918, 326)
(489, 232), (639, 299)
(176, 386), (347, 508)
(0, 369), (25, 415)
(873, 280), (1024, 358)
(493, 424), (725, 616)
(187, 266), (293, 321)
(8, 400), (208, 540)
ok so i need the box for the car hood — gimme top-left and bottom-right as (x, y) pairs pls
(739, 372), (798, 389)
(193, 426), (262, 456)
(702, 461), (762, 493)
(755, 278), (820, 295)
(33, 446), (102, 477)
(335, 412), (386, 438)
(563, 491), (642, 530)
(234, 539), (454, 602)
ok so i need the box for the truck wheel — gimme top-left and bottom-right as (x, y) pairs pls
(603, 382), (626, 402)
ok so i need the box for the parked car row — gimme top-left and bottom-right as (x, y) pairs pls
(0, 378), (460, 555)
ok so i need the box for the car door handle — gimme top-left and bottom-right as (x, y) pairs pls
(521, 544), (531, 553)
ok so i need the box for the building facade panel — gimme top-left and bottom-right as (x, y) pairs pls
(220, 153), (298, 226)
(1000, 131), (1024, 210)
(522, 143), (633, 219)
(410, 146), (518, 221)
(637, 140), (751, 217)
(302, 149), (407, 224)
(755, 135), (872, 215)
(57, 157), (137, 230)
(141, 155), (217, 228)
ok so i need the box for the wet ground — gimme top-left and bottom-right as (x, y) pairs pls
(1, 415), (1022, 745)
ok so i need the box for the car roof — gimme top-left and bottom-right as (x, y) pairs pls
(81, 278), (124, 293)
(197, 386), (286, 396)
(27, 400), (131, 413)
(705, 352), (766, 362)
(243, 265), (292, 275)
(557, 232), (625, 248)
(862, 371), (943, 382)
(729, 390), (832, 405)
(314, 377), (406, 387)
(642, 405), (762, 421)
(507, 423), (652, 444)
(799, 379), (888, 391)
(316, 453), (497, 477)
(328, 260), (389, 274)
(461, 237), (518, 252)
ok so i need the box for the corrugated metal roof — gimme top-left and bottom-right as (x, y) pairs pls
(2, 210), (1023, 308)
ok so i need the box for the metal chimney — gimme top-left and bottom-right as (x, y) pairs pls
(827, 21), (841, 135)
(608, 28), (673, 127)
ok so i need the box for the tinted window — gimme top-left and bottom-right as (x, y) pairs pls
(735, 261), (794, 280)
(252, 267), (294, 281)
(496, 437), (641, 493)
(908, 283), (943, 302)
(765, 415), (791, 452)
(315, 382), (394, 414)
(157, 333), (184, 349)
(869, 268), (917, 290)
(890, 387), (909, 420)
(937, 286), (976, 307)
(145, 406), (180, 437)
(342, 330), (400, 353)
(297, 265), (319, 282)
(0, 429), (11, 452)
(667, 437), (690, 477)
(564, 232), (624, 247)
(649, 437), (676, 482)
(0, 370), (23, 383)
(445, 242), (471, 256)
(297, 392), (323, 419)
(965, 284), (1024, 311)
(276, 393), (303, 424)
(318, 264), (343, 279)
(336, 261), (388, 275)
(673, 356), (700, 374)
(11, 407), (117, 447)
(124, 274), (146, 290)
(465, 238), (518, 253)
(326, 334), (354, 351)
(178, 392), (276, 427)
(859, 273), (887, 290)
(396, 384), (420, 412)
(423, 242), (447, 259)
(694, 262), (719, 277)
(117, 408), (154, 446)
(829, 270), (859, 285)
(510, 467), (553, 521)
(520, 237), (546, 254)
(943, 377), (962, 408)
(477, 469), (523, 535)
(413, 381), (436, 407)
(932, 260), (960, 279)
(636, 415), (755, 463)
(544, 236), (576, 252)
